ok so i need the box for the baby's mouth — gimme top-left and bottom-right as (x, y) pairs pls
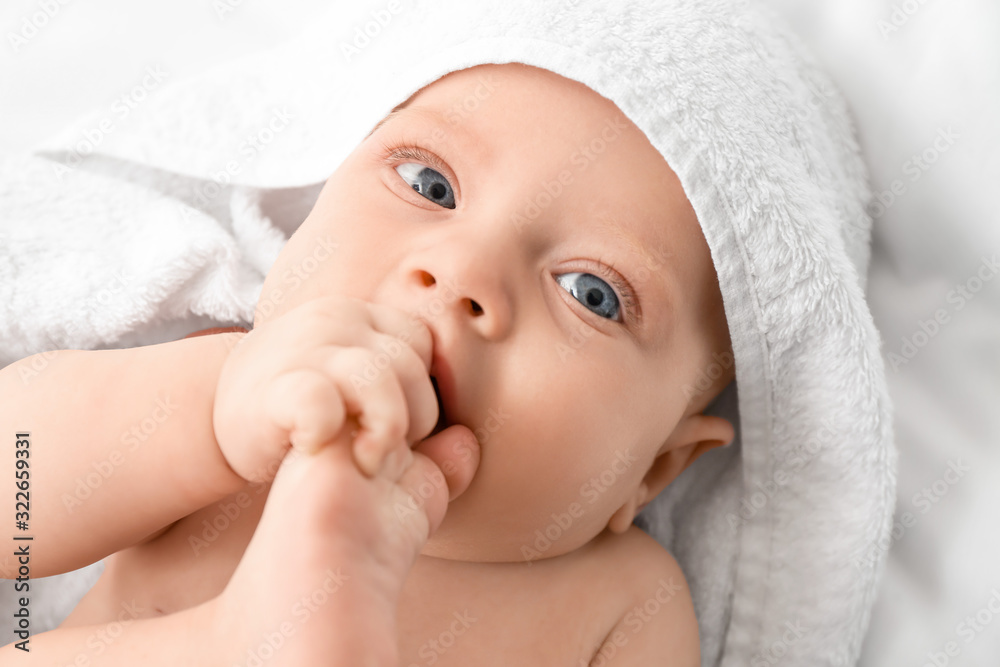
(430, 376), (448, 437)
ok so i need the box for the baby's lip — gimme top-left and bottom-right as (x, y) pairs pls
(430, 377), (448, 436)
(429, 350), (456, 434)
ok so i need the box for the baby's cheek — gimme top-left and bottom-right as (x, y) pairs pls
(576, 447), (642, 510)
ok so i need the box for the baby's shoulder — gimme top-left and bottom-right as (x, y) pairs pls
(585, 524), (687, 585)
(582, 526), (701, 665)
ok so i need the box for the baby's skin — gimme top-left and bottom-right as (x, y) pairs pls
(0, 63), (735, 665)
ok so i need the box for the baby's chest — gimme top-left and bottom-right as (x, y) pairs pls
(396, 557), (621, 666)
(63, 485), (269, 627)
(67, 491), (626, 666)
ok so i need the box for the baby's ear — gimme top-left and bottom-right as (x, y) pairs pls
(608, 414), (733, 533)
(646, 414), (734, 498)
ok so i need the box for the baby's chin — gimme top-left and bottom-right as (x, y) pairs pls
(418, 532), (604, 566)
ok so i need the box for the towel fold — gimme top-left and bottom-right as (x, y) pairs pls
(0, 153), (299, 366)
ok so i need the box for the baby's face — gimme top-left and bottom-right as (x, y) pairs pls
(257, 63), (733, 562)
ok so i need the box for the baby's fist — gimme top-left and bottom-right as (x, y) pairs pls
(212, 295), (440, 483)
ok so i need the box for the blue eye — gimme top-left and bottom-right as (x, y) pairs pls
(556, 272), (621, 321)
(394, 162), (456, 209)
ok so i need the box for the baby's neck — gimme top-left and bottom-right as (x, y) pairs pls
(416, 527), (614, 567)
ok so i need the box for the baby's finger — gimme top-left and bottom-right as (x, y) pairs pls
(323, 347), (410, 477)
(361, 305), (440, 443)
(392, 449), (451, 544)
(365, 330), (440, 444)
(265, 369), (347, 456)
(363, 302), (434, 373)
(352, 302), (438, 443)
(377, 441), (415, 483)
(412, 424), (480, 501)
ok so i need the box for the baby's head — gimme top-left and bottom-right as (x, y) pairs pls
(257, 62), (735, 562)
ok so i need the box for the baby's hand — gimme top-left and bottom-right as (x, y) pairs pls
(211, 403), (480, 667)
(213, 295), (441, 482)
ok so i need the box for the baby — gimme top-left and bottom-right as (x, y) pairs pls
(1, 62), (736, 665)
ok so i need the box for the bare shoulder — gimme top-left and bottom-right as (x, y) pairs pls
(586, 526), (700, 666)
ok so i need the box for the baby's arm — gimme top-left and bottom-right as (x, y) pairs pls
(0, 333), (248, 578)
(0, 599), (221, 664)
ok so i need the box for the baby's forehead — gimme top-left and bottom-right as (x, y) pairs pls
(413, 63), (624, 130)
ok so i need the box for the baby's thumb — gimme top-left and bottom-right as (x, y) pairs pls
(412, 424), (481, 502)
(393, 426), (479, 540)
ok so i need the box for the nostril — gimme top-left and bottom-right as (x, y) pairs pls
(419, 271), (436, 287)
(469, 299), (483, 315)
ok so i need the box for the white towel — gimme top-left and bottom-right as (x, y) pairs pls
(0, 0), (896, 664)
(0, 153), (293, 366)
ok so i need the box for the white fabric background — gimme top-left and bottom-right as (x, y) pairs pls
(1, 1), (998, 663)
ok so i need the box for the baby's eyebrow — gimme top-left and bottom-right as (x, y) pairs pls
(365, 106), (448, 140)
(365, 106), (482, 155)
(365, 108), (406, 140)
(596, 210), (677, 322)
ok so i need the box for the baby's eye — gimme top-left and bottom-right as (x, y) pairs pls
(556, 272), (621, 322)
(394, 163), (456, 209)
